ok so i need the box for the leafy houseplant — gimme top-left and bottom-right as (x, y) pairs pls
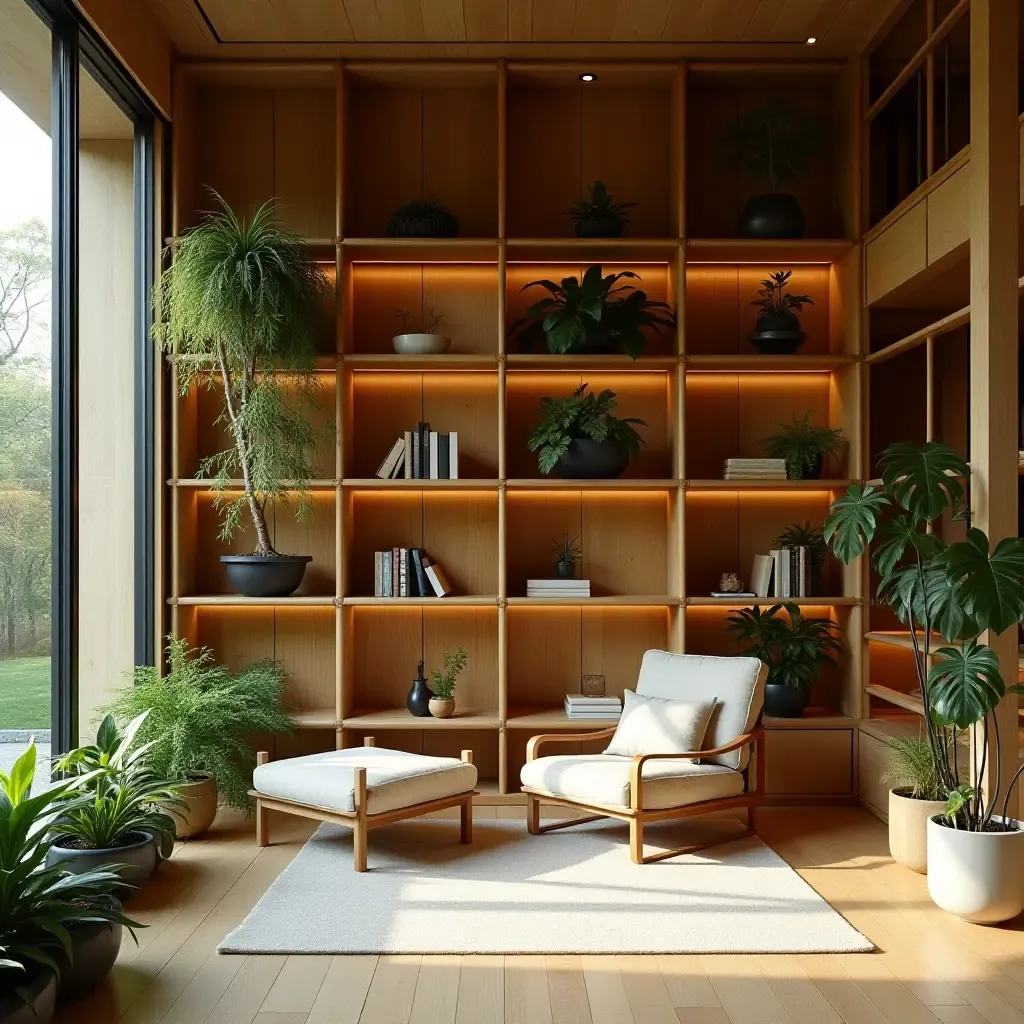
(721, 103), (820, 238)
(429, 647), (468, 718)
(391, 306), (450, 355)
(725, 602), (842, 718)
(763, 412), (844, 480)
(749, 271), (814, 354)
(513, 265), (675, 359)
(105, 635), (293, 825)
(528, 385), (645, 479)
(775, 521), (828, 594)
(386, 199), (459, 238)
(824, 440), (1024, 920)
(566, 181), (637, 238)
(552, 533), (582, 579)
(155, 194), (333, 599)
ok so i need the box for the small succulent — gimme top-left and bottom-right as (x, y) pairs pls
(566, 181), (637, 237)
(386, 199), (459, 238)
(751, 271), (813, 317)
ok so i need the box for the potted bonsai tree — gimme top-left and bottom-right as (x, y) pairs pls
(721, 103), (821, 238)
(725, 602), (842, 718)
(155, 194), (333, 598)
(552, 533), (582, 579)
(881, 734), (949, 874)
(105, 635), (293, 837)
(428, 646), (468, 719)
(825, 440), (1024, 921)
(387, 199), (459, 238)
(762, 412), (844, 480)
(528, 384), (645, 479)
(565, 181), (637, 237)
(392, 307), (450, 355)
(749, 271), (814, 354)
(513, 265), (675, 359)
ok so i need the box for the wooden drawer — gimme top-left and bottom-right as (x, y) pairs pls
(926, 164), (970, 264)
(765, 729), (853, 796)
(865, 201), (927, 305)
(858, 730), (891, 821)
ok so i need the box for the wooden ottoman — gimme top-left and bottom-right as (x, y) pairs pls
(251, 737), (478, 871)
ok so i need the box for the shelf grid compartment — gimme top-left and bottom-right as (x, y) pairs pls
(865, 637), (925, 717)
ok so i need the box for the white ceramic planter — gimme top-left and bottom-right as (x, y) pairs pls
(888, 788), (947, 873)
(167, 775), (218, 838)
(927, 814), (1024, 922)
(393, 333), (451, 355)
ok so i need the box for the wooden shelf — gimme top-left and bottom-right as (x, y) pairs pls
(507, 478), (679, 490)
(343, 595), (498, 606)
(686, 354), (856, 372)
(289, 709), (337, 729)
(173, 596), (337, 607)
(342, 478), (500, 490)
(687, 596), (857, 606)
(341, 238), (500, 262)
(858, 717), (926, 743)
(505, 237), (680, 263)
(508, 596), (678, 607)
(764, 709), (857, 729)
(342, 354), (498, 371)
(864, 684), (925, 716)
(686, 238), (854, 263)
(867, 630), (1024, 667)
(170, 479), (337, 489)
(505, 708), (619, 730)
(505, 354), (679, 371)
(686, 479), (856, 491)
(343, 708), (500, 729)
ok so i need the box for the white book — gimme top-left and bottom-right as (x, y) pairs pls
(423, 563), (446, 598)
(374, 551), (383, 597)
(403, 431), (413, 478)
(527, 578), (590, 588)
(751, 553), (773, 598)
(429, 431), (439, 479)
(770, 548), (789, 598)
(376, 437), (406, 479)
(565, 696), (621, 707)
(449, 431), (459, 479)
(566, 711), (621, 719)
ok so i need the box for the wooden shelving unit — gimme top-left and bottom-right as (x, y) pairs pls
(169, 59), (864, 802)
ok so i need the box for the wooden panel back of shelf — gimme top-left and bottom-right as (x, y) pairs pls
(685, 238), (854, 264)
(505, 237), (682, 263)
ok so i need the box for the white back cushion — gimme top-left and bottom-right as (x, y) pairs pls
(604, 689), (717, 758)
(635, 651), (766, 769)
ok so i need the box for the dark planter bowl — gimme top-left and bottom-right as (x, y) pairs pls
(789, 452), (824, 481)
(386, 213), (459, 238)
(56, 896), (123, 1004)
(0, 968), (56, 1024)
(751, 311), (805, 355)
(221, 554), (312, 598)
(737, 193), (806, 239)
(574, 216), (625, 238)
(552, 328), (620, 356)
(556, 559), (576, 579)
(46, 831), (157, 883)
(764, 682), (811, 718)
(554, 438), (630, 479)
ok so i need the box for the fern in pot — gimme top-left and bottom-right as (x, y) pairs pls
(763, 412), (844, 480)
(428, 647), (468, 719)
(155, 194), (333, 598)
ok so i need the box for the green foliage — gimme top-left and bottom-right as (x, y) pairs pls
(750, 271), (813, 317)
(0, 218), (50, 369)
(928, 640), (1006, 730)
(154, 193), (332, 556)
(882, 735), (945, 801)
(565, 181), (637, 232)
(430, 647), (468, 700)
(512, 265), (675, 360)
(823, 484), (890, 562)
(762, 412), (845, 480)
(104, 635), (293, 813)
(879, 441), (969, 522)
(720, 103), (821, 190)
(552, 533), (582, 563)
(393, 306), (444, 334)
(774, 521), (827, 569)
(527, 384), (646, 475)
(386, 199), (459, 238)
(725, 602), (842, 689)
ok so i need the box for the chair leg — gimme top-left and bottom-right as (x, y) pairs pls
(353, 820), (368, 872)
(461, 796), (473, 844)
(526, 793), (540, 835)
(256, 798), (269, 848)
(629, 818), (644, 864)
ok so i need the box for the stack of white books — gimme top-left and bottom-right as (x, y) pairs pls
(526, 578), (591, 598)
(723, 458), (787, 480)
(564, 694), (622, 720)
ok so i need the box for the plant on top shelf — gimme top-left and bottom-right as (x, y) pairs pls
(749, 271), (814, 354)
(552, 533), (582, 579)
(565, 181), (637, 238)
(725, 602), (842, 718)
(386, 199), (459, 238)
(428, 646), (468, 719)
(762, 412), (844, 480)
(512, 265), (675, 359)
(528, 384), (645, 479)
(391, 306), (451, 355)
(721, 103), (821, 238)
(154, 193), (333, 599)
(775, 521), (828, 594)
(824, 440), (1024, 921)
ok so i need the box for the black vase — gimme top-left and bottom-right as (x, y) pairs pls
(750, 311), (805, 355)
(554, 438), (630, 479)
(407, 664), (433, 718)
(764, 682), (810, 718)
(574, 216), (624, 238)
(737, 193), (806, 239)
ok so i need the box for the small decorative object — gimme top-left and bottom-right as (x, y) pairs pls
(566, 180), (637, 238)
(749, 271), (813, 354)
(512, 265), (675, 359)
(581, 673), (606, 698)
(721, 103), (821, 238)
(429, 647), (468, 719)
(391, 307), (451, 354)
(407, 660), (433, 718)
(718, 572), (744, 593)
(386, 199), (459, 238)
(528, 384), (645, 478)
(552, 533), (582, 579)
(775, 522), (828, 596)
(762, 412), (844, 480)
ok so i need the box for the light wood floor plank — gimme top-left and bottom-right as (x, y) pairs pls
(548, 955), (594, 1024)
(456, 955), (504, 1024)
(505, 955), (553, 1024)
(616, 955), (676, 1024)
(793, 954), (891, 1024)
(933, 1009), (1009, 1024)
(580, 956), (635, 1024)
(699, 955), (794, 1024)
(754, 954), (843, 1024)
(409, 955), (461, 1024)
(657, 956), (720, 1009)
(207, 955), (288, 1024)
(307, 955), (378, 1024)
(252, 1014), (308, 1024)
(674, 1011), (732, 1024)
(261, 956), (332, 1015)
(359, 955), (421, 1024)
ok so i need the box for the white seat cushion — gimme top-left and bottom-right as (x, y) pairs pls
(253, 747), (478, 816)
(520, 754), (745, 811)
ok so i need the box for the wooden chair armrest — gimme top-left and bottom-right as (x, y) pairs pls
(628, 726), (765, 811)
(526, 727), (617, 762)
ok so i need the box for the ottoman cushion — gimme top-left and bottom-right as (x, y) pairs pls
(253, 746), (478, 816)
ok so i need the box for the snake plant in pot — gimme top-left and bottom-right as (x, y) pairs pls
(155, 194), (333, 598)
(825, 440), (1024, 921)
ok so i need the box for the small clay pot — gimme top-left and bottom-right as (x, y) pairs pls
(429, 697), (456, 719)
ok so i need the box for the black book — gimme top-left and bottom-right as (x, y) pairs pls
(411, 548), (428, 597)
(438, 433), (450, 479)
(412, 424), (422, 479)
(421, 422), (430, 479)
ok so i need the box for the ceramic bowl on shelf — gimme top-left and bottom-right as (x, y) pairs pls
(393, 333), (452, 355)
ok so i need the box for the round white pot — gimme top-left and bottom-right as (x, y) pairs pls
(927, 814), (1024, 922)
(393, 333), (451, 355)
(888, 788), (947, 873)
(428, 697), (456, 719)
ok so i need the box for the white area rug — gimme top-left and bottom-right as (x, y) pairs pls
(219, 818), (871, 954)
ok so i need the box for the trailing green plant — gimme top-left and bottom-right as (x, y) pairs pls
(392, 306), (444, 334)
(103, 635), (294, 813)
(775, 521), (828, 570)
(512, 265), (675, 359)
(881, 734), (946, 802)
(725, 602), (842, 689)
(552, 533), (582, 564)
(386, 199), (459, 238)
(528, 384), (646, 475)
(154, 193), (333, 558)
(762, 412), (845, 480)
(565, 181), (637, 236)
(721, 103), (821, 190)
(430, 647), (468, 700)
(751, 271), (813, 317)
(0, 743), (140, 1003)
(824, 439), (1024, 831)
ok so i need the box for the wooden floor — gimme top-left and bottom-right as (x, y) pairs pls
(61, 805), (1024, 1024)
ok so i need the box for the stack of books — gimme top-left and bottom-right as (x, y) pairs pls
(723, 458), (787, 480)
(564, 694), (622, 720)
(373, 548), (453, 597)
(526, 578), (591, 598)
(739, 549), (813, 598)
(376, 422), (460, 480)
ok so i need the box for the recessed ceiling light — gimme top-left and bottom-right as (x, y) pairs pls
(806, 37), (817, 44)
(579, 73), (597, 82)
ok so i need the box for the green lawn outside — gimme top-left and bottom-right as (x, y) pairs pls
(0, 656), (50, 730)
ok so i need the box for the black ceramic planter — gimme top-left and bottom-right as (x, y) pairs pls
(554, 438), (630, 479)
(574, 217), (624, 238)
(556, 559), (576, 579)
(220, 554), (312, 598)
(46, 831), (157, 883)
(764, 682), (811, 718)
(387, 212), (459, 238)
(56, 897), (123, 1004)
(788, 453), (824, 481)
(751, 311), (805, 354)
(0, 969), (56, 1024)
(737, 193), (806, 239)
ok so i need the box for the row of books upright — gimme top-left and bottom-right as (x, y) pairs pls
(373, 548), (453, 598)
(377, 423), (460, 479)
(750, 547), (814, 598)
